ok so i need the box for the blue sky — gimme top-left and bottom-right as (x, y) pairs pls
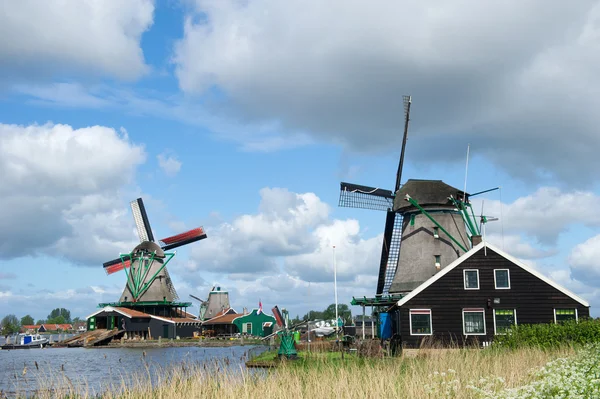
(1, 0), (600, 322)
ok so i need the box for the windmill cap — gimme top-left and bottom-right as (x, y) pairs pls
(393, 179), (467, 212)
(132, 241), (166, 258)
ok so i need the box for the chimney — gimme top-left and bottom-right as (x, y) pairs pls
(471, 235), (483, 246)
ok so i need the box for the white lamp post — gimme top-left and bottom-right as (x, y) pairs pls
(333, 245), (339, 333)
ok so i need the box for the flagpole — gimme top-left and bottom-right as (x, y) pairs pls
(333, 245), (338, 334)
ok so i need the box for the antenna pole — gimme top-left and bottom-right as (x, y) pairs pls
(395, 95), (412, 191)
(463, 144), (470, 200)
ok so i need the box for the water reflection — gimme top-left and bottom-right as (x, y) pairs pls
(0, 345), (267, 398)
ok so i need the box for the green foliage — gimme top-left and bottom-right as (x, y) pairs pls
(20, 314), (34, 326)
(493, 318), (600, 349)
(1, 314), (20, 335)
(302, 303), (353, 323)
(47, 307), (71, 323)
(47, 315), (67, 324)
(35, 319), (46, 325)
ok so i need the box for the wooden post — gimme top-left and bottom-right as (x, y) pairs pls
(371, 313), (375, 338)
(362, 305), (366, 340)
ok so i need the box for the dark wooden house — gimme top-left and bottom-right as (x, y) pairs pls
(390, 241), (590, 348)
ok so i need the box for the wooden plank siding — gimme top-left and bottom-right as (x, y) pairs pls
(395, 248), (589, 348)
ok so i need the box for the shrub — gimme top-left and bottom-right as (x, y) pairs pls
(492, 318), (600, 349)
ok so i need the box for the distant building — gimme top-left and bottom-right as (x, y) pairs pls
(201, 309), (240, 336)
(201, 308), (276, 337)
(232, 309), (275, 337)
(86, 306), (202, 339)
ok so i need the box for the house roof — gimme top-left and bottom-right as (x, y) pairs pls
(202, 313), (240, 325)
(86, 306), (202, 325)
(396, 241), (590, 308)
(22, 325), (41, 330)
(40, 324), (73, 330)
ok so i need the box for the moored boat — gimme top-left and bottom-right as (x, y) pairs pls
(1, 333), (49, 349)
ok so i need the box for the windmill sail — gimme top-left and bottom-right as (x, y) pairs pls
(376, 211), (403, 295)
(338, 182), (394, 211)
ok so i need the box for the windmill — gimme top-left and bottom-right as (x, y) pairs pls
(339, 95), (412, 297)
(189, 294), (208, 320)
(189, 286), (231, 320)
(101, 198), (207, 305)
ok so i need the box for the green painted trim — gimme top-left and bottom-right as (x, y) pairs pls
(405, 195), (468, 253)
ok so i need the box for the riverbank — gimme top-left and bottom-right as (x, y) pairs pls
(45, 337), (266, 349)
(22, 343), (599, 398)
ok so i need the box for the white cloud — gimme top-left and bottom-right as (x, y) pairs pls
(173, 0), (600, 184)
(472, 187), (600, 245)
(0, 122), (145, 263)
(0, 0), (154, 82)
(183, 187), (380, 297)
(483, 233), (558, 260)
(569, 234), (600, 284)
(157, 152), (182, 177)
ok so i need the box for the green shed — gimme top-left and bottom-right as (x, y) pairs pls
(233, 309), (276, 337)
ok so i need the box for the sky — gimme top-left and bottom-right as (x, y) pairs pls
(1, 0), (600, 321)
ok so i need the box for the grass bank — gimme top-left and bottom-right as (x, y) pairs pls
(24, 344), (588, 398)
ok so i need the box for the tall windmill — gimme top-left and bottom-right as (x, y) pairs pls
(339, 95), (412, 297)
(101, 198), (207, 307)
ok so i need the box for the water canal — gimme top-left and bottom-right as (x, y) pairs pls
(0, 342), (268, 398)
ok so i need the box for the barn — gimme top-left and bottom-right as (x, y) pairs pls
(86, 306), (202, 339)
(388, 241), (590, 348)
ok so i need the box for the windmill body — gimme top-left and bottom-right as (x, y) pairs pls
(388, 179), (468, 294)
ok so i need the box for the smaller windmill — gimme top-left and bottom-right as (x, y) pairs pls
(102, 198), (207, 306)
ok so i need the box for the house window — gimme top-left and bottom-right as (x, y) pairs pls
(463, 308), (486, 335)
(245, 322), (252, 334)
(433, 227), (439, 238)
(409, 309), (432, 335)
(494, 269), (510, 289)
(554, 309), (577, 323)
(494, 309), (516, 334)
(464, 269), (479, 289)
(434, 255), (441, 268)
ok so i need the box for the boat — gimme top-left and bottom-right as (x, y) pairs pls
(1, 333), (49, 349)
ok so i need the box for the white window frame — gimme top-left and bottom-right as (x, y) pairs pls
(462, 308), (486, 335)
(494, 269), (511, 289)
(409, 309), (433, 336)
(493, 309), (517, 335)
(553, 308), (578, 324)
(463, 269), (480, 290)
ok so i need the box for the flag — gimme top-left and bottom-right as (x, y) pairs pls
(258, 299), (263, 314)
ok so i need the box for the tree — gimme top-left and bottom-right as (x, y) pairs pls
(72, 317), (82, 324)
(35, 319), (46, 325)
(47, 308), (71, 324)
(1, 314), (20, 336)
(20, 315), (34, 326)
(302, 310), (324, 321)
(323, 303), (352, 323)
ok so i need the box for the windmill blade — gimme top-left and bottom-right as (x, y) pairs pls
(103, 255), (132, 275)
(189, 294), (206, 304)
(339, 182), (394, 211)
(159, 227), (207, 251)
(130, 198), (154, 243)
(272, 306), (285, 328)
(376, 211), (403, 295)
